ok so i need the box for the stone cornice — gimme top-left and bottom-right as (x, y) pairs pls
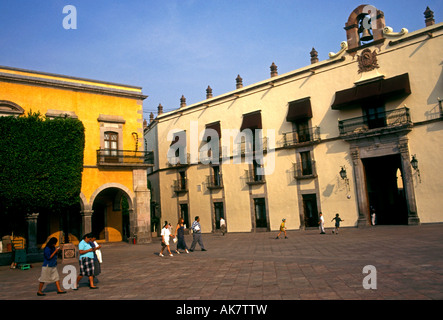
(0, 71), (148, 100)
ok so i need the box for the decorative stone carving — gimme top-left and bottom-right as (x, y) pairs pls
(350, 146), (360, 165)
(329, 41), (348, 59)
(357, 48), (379, 73)
(383, 26), (408, 37)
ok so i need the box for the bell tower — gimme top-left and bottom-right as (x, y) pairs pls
(345, 4), (386, 51)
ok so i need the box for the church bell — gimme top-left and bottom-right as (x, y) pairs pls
(360, 27), (374, 42)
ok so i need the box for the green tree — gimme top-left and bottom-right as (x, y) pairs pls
(0, 111), (85, 216)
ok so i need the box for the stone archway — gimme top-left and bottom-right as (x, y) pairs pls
(86, 183), (135, 242)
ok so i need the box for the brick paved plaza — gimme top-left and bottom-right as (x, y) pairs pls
(1, 224), (442, 303)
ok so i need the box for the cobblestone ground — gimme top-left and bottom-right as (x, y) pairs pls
(1, 224), (443, 302)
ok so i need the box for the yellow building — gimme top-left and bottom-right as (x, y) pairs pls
(0, 65), (152, 249)
(145, 5), (443, 234)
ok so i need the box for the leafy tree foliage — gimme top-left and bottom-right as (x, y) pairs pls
(0, 111), (85, 215)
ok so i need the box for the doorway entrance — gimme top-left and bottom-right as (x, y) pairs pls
(214, 202), (224, 230)
(362, 154), (408, 225)
(180, 203), (189, 229)
(302, 194), (319, 228)
(254, 198), (268, 230)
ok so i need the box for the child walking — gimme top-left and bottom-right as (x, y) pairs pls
(276, 218), (288, 239)
(331, 213), (344, 234)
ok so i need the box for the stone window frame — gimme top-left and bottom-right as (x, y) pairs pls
(0, 100), (25, 117)
(98, 114), (125, 151)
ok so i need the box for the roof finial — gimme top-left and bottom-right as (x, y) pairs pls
(310, 47), (319, 64)
(236, 74), (243, 89)
(270, 62), (278, 77)
(206, 85), (213, 99)
(424, 6), (435, 27)
(180, 95), (186, 108)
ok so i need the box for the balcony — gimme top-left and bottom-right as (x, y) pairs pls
(97, 149), (154, 167)
(245, 169), (266, 185)
(338, 107), (412, 139)
(173, 178), (188, 193)
(239, 137), (268, 156)
(293, 161), (317, 180)
(206, 174), (223, 189)
(282, 126), (320, 148)
(167, 153), (191, 168)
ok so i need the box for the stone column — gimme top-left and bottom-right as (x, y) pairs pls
(398, 139), (420, 225)
(81, 210), (93, 237)
(133, 168), (151, 244)
(350, 147), (371, 227)
(26, 213), (39, 253)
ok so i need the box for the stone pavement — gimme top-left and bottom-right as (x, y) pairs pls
(1, 224), (443, 301)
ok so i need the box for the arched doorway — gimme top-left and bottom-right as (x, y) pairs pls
(90, 185), (134, 242)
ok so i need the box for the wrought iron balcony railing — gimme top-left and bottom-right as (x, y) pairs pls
(338, 107), (411, 136)
(293, 161), (317, 179)
(206, 174), (223, 189)
(97, 149), (154, 166)
(173, 178), (188, 193)
(282, 126), (321, 148)
(239, 137), (268, 155)
(245, 169), (266, 185)
(167, 153), (191, 167)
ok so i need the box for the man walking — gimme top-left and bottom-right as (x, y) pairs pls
(189, 216), (207, 252)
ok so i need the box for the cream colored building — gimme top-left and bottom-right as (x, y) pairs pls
(144, 5), (443, 234)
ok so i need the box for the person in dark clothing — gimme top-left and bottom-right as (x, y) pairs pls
(37, 237), (66, 296)
(175, 218), (189, 254)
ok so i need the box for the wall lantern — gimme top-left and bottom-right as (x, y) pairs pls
(438, 97), (442, 117)
(411, 154), (421, 183)
(339, 166), (348, 180)
(340, 165), (350, 196)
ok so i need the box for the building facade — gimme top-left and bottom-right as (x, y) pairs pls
(144, 5), (443, 234)
(0, 65), (153, 251)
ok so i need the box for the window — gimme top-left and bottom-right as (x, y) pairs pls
(212, 166), (221, 186)
(295, 120), (311, 143)
(179, 171), (187, 190)
(253, 160), (264, 182)
(104, 131), (118, 161)
(240, 111), (263, 154)
(169, 131), (187, 164)
(300, 151), (313, 176)
(363, 100), (386, 129)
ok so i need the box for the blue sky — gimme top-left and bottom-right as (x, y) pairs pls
(0, 0), (441, 118)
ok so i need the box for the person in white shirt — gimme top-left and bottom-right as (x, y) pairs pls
(220, 217), (227, 236)
(159, 221), (174, 257)
(319, 212), (325, 234)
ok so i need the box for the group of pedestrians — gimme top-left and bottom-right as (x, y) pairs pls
(275, 212), (345, 238)
(35, 210), (357, 295)
(319, 212), (344, 234)
(160, 216), (207, 257)
(36, 233), (102, 296)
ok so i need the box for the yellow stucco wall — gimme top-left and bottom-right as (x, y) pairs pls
(0, 67), (146, 243)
